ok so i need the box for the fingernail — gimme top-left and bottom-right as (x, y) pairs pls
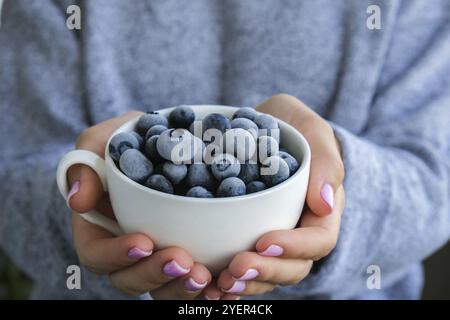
(259, 244), (283, 257)
(66, 180), (80, 208)
(163, 260), (190, 277)
(223, 281), (246, 294)
(233, 268), (259, 281)
(185, 278), (207, 292)
(231, 296), (241, 300)
(320, 183), (334, 209)
(127, 247), (152, 260)
(205, 295), (220, 300)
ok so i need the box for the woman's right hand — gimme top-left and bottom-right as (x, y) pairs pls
(66, 111), (212, 299)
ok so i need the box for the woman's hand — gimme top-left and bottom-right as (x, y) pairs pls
(66, 111), (212, 299)
(204, 94), (345, 299)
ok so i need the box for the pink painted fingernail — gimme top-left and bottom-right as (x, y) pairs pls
(259, 244), (283, 257)
(66, 180), (80, 208)
(223, 281), (245, 294)
(233, 268), (259, 281)
(163, 260), (190, 277)
(205, 295), (220, 300)
(320, 183), (334, 209)
(127, 247), (152, 260)
(185, 278), (207, 292)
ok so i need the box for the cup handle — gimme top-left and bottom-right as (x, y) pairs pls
(56, 150), (123, 236)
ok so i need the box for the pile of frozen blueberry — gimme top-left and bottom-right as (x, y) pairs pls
(109, 106), (300, 198)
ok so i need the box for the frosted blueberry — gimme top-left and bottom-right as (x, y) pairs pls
(157, 129), (203, 164)
(186, 163), (215, 190)
(145, 174), (174, 194)
(231, 118), (258, 138)
(119, 149), (153, 183)
(254, 114), (280, 143)
(144, 135), (163, 164)
(260, 156), (290, 187)
(130, 131), (144, 149)
(169, 105), (196, 129)
(217, 177), (246, 197)
(145, 124), (168, 140)
(186, 186), (214, 198)
(136, 111), (168, 135)
(238, 162), (260, 184)
(231, 107), (259, 121)
(109, 132), (140, 162)
(162, 161), (188, 185)
(279, 151), (299, 175)
(211, 153), (241, 181)
(246, 181), (267, 194)
(202, 113), (231, 134)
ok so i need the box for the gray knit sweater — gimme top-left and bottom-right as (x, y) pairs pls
(1, 0), (449, 299)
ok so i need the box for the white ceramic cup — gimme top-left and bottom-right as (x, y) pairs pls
(56, 105), (311, 274)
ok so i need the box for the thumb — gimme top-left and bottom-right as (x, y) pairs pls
(256, 94), (344, 216)
(306, 147), (344, 216)
(66, 164), (104, 213)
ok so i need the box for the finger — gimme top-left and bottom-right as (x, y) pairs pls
(67, 164), (104, 213)
(203, 282), (223, 300)
(203, 281), (240, 300)
(110, 247), (193, 296)
(221, 294), (241, 300)
(72, 213), (154, 274)
(256, 94), (344, 216)
(151, 263), (212, 300)
(67, 111), (143, 213)
(217, 269), (277, 296)
(255, 186), (345, 260)
(222, 251), (313, 287)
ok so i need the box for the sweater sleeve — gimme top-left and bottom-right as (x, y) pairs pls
(284, 0), (450, 298)
(0, 0), (125, 298)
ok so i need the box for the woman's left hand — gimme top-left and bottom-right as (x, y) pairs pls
(203, 94), (346, 300)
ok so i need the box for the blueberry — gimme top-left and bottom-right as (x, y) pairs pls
(145, 125), (168, 140)
(186, 163), (215, 190)
(144, 135), (163, 164)
(258, 136), (279, 162)
(119, 149), (153, 183)
(130, 131), (144, 149)
(223, 128), (256, 162)
(202, 113), (231, 135)
(169, 105), (196, 129)
(136, 111), (169, 135)
(217, 177), (246, 197)
(246, 181), (267, 194)
(231, 118), (258, 138)
(162, 161), (188, 185)
(109, 132), (140, 162)
(186, 186), (214, 198)
(211, 153), (241, 181)
(232, 107), (259, 121)
(254, 114), (280, 142)
(157, 129), (203, 164)
(145, 174), (174, 194)
(260, 156), (290, 187)
(279, 151), (299, 175)
(238, 162), (260, 184)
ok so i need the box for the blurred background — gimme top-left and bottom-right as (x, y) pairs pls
(1, 244), (450, 299)
(1, 0), (449, 300)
